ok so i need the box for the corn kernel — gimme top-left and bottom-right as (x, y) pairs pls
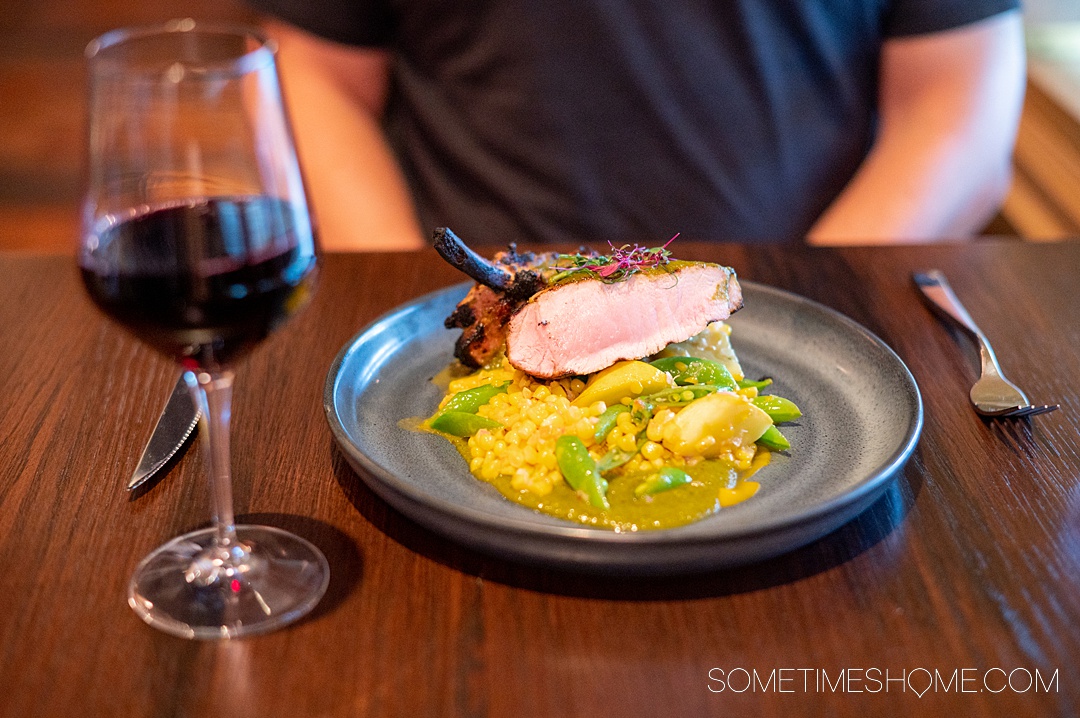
(504, 446), (524, 468)
(574, 419), (595, 442)
(510, 468), (531, 491)
(647, 409), (674, 442)
(474, 430), (495, 451)
(641, 441), (664, 460)
(541, 413), (564, 429)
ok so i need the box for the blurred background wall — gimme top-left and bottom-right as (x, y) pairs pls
(0, 0), (256, 253)
(1, 0), (1077, 253)
(1007, 2), (1080, 240)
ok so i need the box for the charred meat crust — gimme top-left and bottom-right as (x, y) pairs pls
(445, 284), (516, 368)
(444, 302), (475, 330)
(433, 227), (546, 302)
(433, 227), (514, 291)
(437, 231), (560, 367)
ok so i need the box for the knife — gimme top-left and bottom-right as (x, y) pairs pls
(128, 373), (201, 491)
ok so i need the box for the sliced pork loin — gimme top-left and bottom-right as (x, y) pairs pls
(506, 263), (742, 379)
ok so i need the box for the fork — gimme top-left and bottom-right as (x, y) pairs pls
(913, 270), (1059, 419)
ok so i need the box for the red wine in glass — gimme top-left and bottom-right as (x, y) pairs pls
(81, 196), (316, 369)
(82, 22), (329, 639)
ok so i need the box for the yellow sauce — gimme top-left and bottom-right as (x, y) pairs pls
(718, 481), (760, 507)
(455, 441), (763, 531)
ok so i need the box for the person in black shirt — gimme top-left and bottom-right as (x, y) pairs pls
(249, 0), (1025, 250)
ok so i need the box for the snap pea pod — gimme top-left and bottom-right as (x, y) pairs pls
(751, 395), (802, 423)
(425, 408), (501, 436)
(593, 404), (630, 442)
(596, 436), (648, 474)
(596, 448), (635, 474)
(439, 382), (509, 414)
(629, 397), (654, 428)
(429, 411), (503, 437)
(650, 356), (738, 390)
(634, 467), (694, 498)
(756, 425), (790, 451)
(642, 384), (723, 410)
(737, 377), (773, 390)
(555, 435), (610, 510)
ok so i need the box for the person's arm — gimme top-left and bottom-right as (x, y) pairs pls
(266, 20), (425, 251)
(806, 10), (1025, 245)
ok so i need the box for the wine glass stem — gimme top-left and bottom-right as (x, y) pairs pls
(185, 369), (241, 553)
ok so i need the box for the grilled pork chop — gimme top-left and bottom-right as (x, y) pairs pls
(505, 264), (742, 378)
(434, 228), (742, 378)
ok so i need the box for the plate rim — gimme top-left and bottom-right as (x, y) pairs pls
(324, 280), (923, 552)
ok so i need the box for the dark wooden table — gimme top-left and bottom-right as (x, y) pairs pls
(2, 241), (1078, 717)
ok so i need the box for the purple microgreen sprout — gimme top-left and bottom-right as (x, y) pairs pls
(551, 234), (679, 284)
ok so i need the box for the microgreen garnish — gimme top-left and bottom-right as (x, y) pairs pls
(550, 234), (679, 284)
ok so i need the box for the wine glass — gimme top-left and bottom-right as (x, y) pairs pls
(81, 20), (329, 639)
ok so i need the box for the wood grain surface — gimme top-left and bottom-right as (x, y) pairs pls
(1, 242), (1078, 718)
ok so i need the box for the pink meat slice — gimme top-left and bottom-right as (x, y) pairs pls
(506, 263), (742, 378)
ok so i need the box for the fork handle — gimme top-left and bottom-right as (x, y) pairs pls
(913, 270), (1005, 377)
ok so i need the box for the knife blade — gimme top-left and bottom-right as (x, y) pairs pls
(128, 373), (201, 491)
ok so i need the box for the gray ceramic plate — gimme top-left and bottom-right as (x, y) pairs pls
(324, 281), (922, 575)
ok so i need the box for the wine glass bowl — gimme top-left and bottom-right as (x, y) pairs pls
(81, 20), (328, 639)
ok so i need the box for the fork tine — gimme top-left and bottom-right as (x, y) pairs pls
(1020, 404), (1059, 418)
(994, 404), (1059, 419)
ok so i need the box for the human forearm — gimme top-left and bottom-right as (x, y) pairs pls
(268, 21), (424, 251)
(807, 12), (1025, 246)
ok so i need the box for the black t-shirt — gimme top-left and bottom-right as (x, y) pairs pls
(252, 0), (1019, 244)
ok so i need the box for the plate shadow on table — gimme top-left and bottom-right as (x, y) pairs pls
(332, 445), (924, 601)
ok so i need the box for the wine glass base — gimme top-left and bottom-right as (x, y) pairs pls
(128, 525), (329, 639)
